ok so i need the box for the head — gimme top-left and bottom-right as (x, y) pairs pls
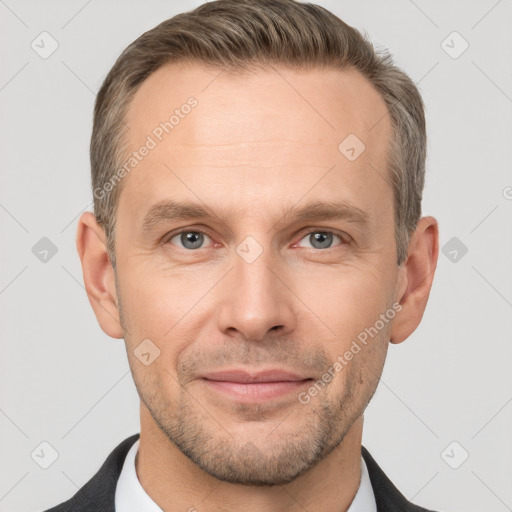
(77, 0), (438, 486)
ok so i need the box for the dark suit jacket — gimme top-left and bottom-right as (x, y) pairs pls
(43, 433), (437, 512)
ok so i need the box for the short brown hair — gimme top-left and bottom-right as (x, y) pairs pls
(91, 0), (426, 267)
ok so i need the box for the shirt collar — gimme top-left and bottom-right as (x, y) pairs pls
(115, 438), (163, 512)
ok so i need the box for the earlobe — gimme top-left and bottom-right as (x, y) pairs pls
(390, 216), (439, 344)
(76, 212), (124, 339)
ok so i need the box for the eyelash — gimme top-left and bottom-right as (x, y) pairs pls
(164, 228), (349, 251)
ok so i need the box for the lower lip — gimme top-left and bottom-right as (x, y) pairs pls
(202, 379), (312, 402)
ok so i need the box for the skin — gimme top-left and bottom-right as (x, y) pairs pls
(76, 61), (438, 512)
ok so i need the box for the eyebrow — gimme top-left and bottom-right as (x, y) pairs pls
(141, 199), (371, 233)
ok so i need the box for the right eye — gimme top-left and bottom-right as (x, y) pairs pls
(167, 230), (213, 250)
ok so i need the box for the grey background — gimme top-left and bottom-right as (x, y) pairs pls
(1, 0), (511, 511)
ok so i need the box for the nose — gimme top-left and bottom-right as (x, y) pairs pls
(215, 250), (297, 342)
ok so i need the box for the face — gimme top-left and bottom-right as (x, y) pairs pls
(111, 61), (401, 485)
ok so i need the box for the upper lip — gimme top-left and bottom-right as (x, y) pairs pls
(200, 369), (312, 383)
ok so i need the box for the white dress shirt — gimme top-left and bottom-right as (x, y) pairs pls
(115, 438), (377, 511)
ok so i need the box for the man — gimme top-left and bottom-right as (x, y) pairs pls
(45, 0), (439, 510)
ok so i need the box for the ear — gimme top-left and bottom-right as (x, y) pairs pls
(390, 216), (439, 344)
(76, 211), (123, 339)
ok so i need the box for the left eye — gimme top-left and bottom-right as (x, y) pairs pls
(296, 231), (344, 250)
(169, 231), (212, 250)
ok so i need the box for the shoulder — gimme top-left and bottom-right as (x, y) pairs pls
(41, 433), (140, 512)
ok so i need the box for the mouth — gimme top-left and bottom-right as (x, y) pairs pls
(199, 369), (314, 402)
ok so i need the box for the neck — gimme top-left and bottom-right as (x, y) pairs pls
(136, 403), (364, 512)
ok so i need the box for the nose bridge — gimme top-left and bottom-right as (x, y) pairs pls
(216, 241), (296, 340)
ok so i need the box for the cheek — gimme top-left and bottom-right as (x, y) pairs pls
(323, 313), (390, 410)
(128, 355), (182, 414)
(121, 268), (198, 332)
(119, 269), (210, 374)
(298, 268), (393, 339)
(295, 267), (394, 393)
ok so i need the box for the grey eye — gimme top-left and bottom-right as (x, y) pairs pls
(170, 231), (209, 250)
(297, 231), (342, 250)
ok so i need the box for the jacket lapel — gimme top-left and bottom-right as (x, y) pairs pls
(44, 433), (140, 512)
(361, 446), (435, 512)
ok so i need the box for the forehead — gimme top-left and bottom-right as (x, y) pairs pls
(118, 61), (392, 228)
(125, 60), (390, 148)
